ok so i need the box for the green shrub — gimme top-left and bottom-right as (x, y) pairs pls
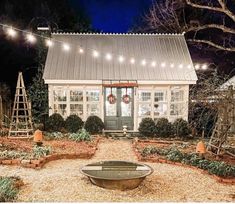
(166, 148), (184, 162)
(84, 116), (104, 134)
(33, 145), (52, 159)
(172, 118), (191, 137)
(207, 161), (235, 177)
(44, 132), (65, 140)
(138, 118), (155, 137)
(0, 150), (29, 160)
(141, 146), (169, 157)
(65, 115), (83, 133)
(68, 128), (91, 142)
(46, 113), (65, 132)
(0, 177), (20, 202)
(154, 118), (173, 137)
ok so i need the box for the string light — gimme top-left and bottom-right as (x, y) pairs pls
(0, 23), (208, 71)
(130, 58), (135, 64)
(93, 50), (99, 58)
(63, 43), (70, 51)
(26, 33), (36, 43)
(151, 61), (156, 67)
(105, 53), (112, 61)
(6, 27), (17, 38)
(161, 62), (166, 67)
(79, 48), (84, 53)
(141, 59), (146, 66)
(118, 55), (124, 63)
(45, 39), (53, 47)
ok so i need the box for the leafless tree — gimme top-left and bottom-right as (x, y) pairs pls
(143, 0), (235, 52)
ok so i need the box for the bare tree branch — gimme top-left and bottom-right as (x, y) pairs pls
(186, 24), (235, 34)
(187, 39), (235, 51)
(186, 0), (235, 22)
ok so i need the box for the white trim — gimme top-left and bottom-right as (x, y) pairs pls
(44, 79), (196, 85)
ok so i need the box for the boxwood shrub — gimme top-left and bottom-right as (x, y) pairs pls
(154, 118), (173, 137)
(138, 118), (155, 137)
(172, 118), (191, 138)
(46, 113), (65, 132)
(84, 116), (104, 134)
(65, 115), (84, 133)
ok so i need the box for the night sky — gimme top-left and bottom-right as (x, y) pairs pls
(70, 0), (152, 32)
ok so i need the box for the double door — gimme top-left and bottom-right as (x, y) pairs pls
(104, 87), (134, 130)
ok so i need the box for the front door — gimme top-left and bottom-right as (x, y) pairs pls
(104, 87), (134, 130)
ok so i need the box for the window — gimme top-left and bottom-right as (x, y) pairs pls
(154, 90), (167, 117)
(170, 104), (184, 116)
(54, 104), (67, 117)
(86, 90), (100, 117)
(70, 104), (83, 116)
(70, 90), (83, 102)
(138, 104), (151, 116)
(139, 91), (151, 102)
(171, 90), (184, 102)
(54, 90), (67, 102)
(86, 91), (99, 102)
(154, 103), (168, 116)
(154, 91), (166, 102)
(105, 88), (117, 116)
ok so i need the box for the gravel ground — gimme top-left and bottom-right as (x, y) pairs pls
(0, 137), (234, 202)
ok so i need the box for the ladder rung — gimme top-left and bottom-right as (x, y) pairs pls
(9, 130), (33, 133)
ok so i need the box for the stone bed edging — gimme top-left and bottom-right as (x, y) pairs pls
(0, 137), (100, 169)
(132, 139), (235, 185)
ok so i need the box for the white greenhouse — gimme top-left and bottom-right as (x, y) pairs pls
(43, 33), (197, 131)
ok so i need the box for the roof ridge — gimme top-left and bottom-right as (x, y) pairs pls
(52, 32), (184, 36)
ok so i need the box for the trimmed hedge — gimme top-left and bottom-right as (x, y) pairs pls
(172, 118), (191, 137)
(154, 118), (173, 137)
(84, 116), (104, 134)
(46, 113), (65, 132)
(138, 118), (155, 137)
(65, 115), (84, 133)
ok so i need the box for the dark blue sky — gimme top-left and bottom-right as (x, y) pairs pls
(70, 0), (153, 32)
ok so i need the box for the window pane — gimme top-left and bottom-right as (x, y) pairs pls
(54, 104), (67, 117)
(105, 88), (117, 116)
(138, 104), (151, 116)
(138, 91), (151, 102)
(154, 103), (167, 116)
(87, 104), (100, 116)
(154, 91), (166, 102)
(70, 90), (83, 102)
(121, 102), (132, 116)
(170, 103), (184, 116)
(54, 90), (66, 102)
(171, 90), (184, 102)
(70, 104), (83, 117)
(86, 90), (100, 102)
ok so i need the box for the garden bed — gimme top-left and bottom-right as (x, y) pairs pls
(0, 136), (100, 169)
(133, 138), (235, 184)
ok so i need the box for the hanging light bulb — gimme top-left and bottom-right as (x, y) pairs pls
(45, 39), (53, 47)
(130, 58), (135, 64)
(187, 64), (192, 69)
(79, 48), (84, 53)
(195, 64), (200, 70)
(170, 63), (175, 68)
(26, 33), (36, 43)
(63, 43), (70, 51)
(178, 64), (183, 69)
(93, 50), (99, 58)
(151, 61), (156, 67)
(105, 53), (112, 61)
(6, 27), (17, 38)
(118, 55), (124, 63)
(141, 59), (146, 66)
(161, 62), (166, 67)
(202, 64), (208, 70)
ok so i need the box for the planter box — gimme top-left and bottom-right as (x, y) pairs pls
(31, 160), (41, 165)
(12, 159), (21, 165)
(2, 160), (12, 165)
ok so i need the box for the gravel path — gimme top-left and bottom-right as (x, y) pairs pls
(0, 138), (234, 202)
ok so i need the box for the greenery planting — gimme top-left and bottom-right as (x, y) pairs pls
(140, 146), (235, 178)
(84, 116), (104, 134)
(154, 118), (173, 137)
(33, 145), (52, 159)
(65, 115), (84, 133)
(0, 176), (22, 202)
(138, 118), (155, 137)
(172, 118), (191, 138)
(68, 128), (91, 142)
(46, 113), (65, 132)
(0, 150), (29, 160)
(44, 132), (65, 140)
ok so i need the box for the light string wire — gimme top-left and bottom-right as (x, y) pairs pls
(0, 23), (207, 70)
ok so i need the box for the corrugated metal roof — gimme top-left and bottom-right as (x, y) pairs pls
(220, 75), (235, 90)
(43, 33), (197, 83)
